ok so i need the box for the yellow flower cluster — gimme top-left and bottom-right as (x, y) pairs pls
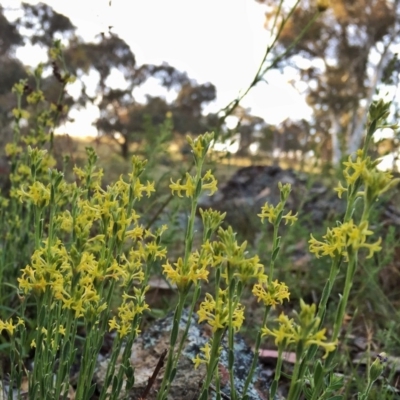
(17, 181), (51, 208)
(170, 170), (217, 198)
(204, 226), (265, 283)
(7, 146), (56, 203)
(18, 231), (165, 323)
(108, 289), (149, 337)
(19, 243), (106, 318)
(252, 279), (290, 307)
(262, 300), (337, 358)
(258, 183), (298, 226)
(30, 324), (67, 350)
(186, 132), (215, 162)
(5, 142), (23, 157)
(335, 150), (399, 200)
(197, 290), (245, 333)
(192, 342), (212, 369)
(17, 153), (167, 337)
(27, 90), (45, 105)
(0, 318), (24, 336)
(162, 250), (210, 290)
(258, 204), (298, 226)
(309, 220), (382, 259)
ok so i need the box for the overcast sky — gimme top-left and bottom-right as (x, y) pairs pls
(6, 0), (312, 136)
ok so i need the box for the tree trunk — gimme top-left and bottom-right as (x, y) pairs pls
(348, 27), (398, 154)
(330, 112), (342, 165)
(120, 137), (129, 160)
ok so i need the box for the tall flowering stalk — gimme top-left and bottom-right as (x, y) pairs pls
(195, 225), (263, 400)
(0, 52), (68, 312)
(4, 45), (169, 397)
(157, 132), (221, 399)
(15, 146), (167, 400)
(285, 99), (399, 400)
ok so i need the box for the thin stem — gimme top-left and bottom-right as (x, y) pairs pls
(198, 329), (226, 399)
(332, 253), (357, 341)
(286, 343), (304, 400)
(241, 305), (270, 398)
(157, 294), (186, 399)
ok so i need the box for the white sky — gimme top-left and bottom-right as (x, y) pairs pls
(5, 0), (312, 137)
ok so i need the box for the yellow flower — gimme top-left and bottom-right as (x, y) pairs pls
(109, 290), (149, 338)
(5, 142), (23, 157)
(17, 181), (51, 207)
(334, 181), (347, 199)
(193, 342), (212, 369)
(0, 318), (24, 336)
(262, 315), (296, 346)
(27, 90), (45, 104)
(252, 280), (290, 307)
(258, 202), (278, 224)
(343, 152), (367, 185)
(283, 210), (298, 226)
(170, 170), (217, 198)
(262, 301), (337, 358)
(186, 132), (214, 161)
(209, 226), (264, 283)
(11, 108), (30, 121)
(309, 220), (380, 260)
(201, 170), (218, 196)
(197, 291), (245, 333)
(108, 317), (119, 331)
(163, 252), (210, 290)
(170, 173), (196, 197)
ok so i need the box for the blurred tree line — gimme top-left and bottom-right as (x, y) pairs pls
(257, 0), (400, 166)
(0, 1), (399, 167)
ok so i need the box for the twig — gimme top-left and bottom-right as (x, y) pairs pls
(139, 349), (168, 400)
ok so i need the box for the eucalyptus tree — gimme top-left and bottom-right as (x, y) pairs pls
(256, 0), (400, 164)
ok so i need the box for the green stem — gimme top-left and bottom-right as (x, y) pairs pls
(198, 329), (226, 400)
(269, 221), (280, 282)
(316, 255), (341, 323)
(241, 306), (270, 398)
(270, 344), (286, 399)
(286, 343), (304, 400)
(157, 294), (186, 400)
(332, 253), (357, 341)
(228, 283), (238, 400)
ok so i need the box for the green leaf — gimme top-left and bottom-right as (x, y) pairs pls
(170, 367), (177, 381)
(126, 365), (135, 391)
(313, 359), (324, 388)
(87, 383), (97, 398)
(271, 246), (281, 262)
(170, 322), (179, 345)
(270, 380), (278, 398)
(112, 375), (119, 392)
(228, 349), (235, 369)
(195, 179), (202, 198)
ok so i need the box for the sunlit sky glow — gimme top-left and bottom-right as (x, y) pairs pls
(5, 0), (312, 137)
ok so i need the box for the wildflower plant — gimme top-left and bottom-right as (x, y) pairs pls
(282, 99), (400, 400)
(14, 147), (167, 400)
(1, 41), (168, 400)
(0, 38), (398, 400)
(157, 132), (224, 399)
